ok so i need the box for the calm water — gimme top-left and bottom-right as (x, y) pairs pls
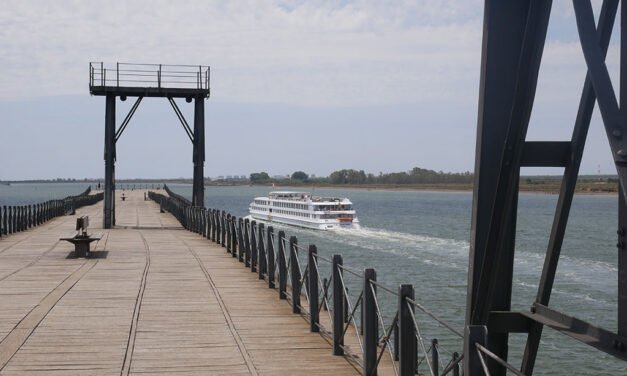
(1, 183), (624, 374)
(0, 183), (93, 205)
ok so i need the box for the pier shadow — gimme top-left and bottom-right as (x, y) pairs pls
(65, 251), (109, 259)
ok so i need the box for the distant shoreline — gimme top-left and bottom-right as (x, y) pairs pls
(1, 180), (618, 196)
(206, 182), (619, 196)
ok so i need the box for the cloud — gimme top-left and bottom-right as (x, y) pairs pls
(0, 0), (484, 106)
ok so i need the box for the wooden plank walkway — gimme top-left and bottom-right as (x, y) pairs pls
(0, 190), (361, 375)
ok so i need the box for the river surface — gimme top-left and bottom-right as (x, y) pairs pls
(2, 183), (624, 374)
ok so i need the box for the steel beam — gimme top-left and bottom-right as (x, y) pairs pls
(168, 97), (194, 143)
(620, 183), (627, 337)
(192, 96), (205, 207)
(467, 1), (551, 374)
(521, 304), (627, 361)
(103, 94), (116, 228)
(115, 96), (143, 142)
(521, 1), (618, 373)
(619, 0), (627, 339)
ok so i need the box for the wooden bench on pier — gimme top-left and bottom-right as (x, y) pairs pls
(59, 216), (103, 257)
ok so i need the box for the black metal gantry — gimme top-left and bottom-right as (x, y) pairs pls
(89, 62), (209, 228)
(466, 1), (627, 375)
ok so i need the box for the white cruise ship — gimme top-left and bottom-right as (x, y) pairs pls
(249, 191), (360, 230)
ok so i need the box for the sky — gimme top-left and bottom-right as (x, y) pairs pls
(0, 0), (620, 180)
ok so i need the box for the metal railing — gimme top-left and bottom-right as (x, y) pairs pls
(149, 185), (528, 376)
(89, 62), (210, 90)
(0, 188), (103, 238)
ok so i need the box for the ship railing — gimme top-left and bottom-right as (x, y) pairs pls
(151, 187), (505, 376)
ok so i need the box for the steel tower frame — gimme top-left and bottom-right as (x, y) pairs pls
(466, 0), (627, 374)
(89, 63), (210, 228)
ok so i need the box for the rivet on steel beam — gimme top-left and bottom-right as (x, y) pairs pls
(617, 149), (627, 157)
(612, 129), (622, 137)
(120, 95), (127, 101)
(186, 97), (192, 103)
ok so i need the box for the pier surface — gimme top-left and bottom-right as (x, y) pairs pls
(0, 191), (359, 375)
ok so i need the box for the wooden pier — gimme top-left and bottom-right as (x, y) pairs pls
(0, 190), (362, 375)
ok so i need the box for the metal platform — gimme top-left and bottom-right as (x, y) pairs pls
(89, 62), (210, 98)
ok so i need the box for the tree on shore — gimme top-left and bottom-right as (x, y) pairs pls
(327, 167), (472, 185)
(250, 172), (270, 182)
(291, 171), (308, 181)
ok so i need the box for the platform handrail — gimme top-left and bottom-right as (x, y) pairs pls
(89, 62), (210, 91)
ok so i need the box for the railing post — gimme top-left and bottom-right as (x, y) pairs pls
(226, 214), (232, 252)
(333, 254), (344, 355)
(231, 216), (238, 258)
(432, 338), (439, 376)
(290, 236), (300, 314)
(221, 211), (226, 246)
(244, 219), (250, 267)
(452, 352), (460, 376)
(394, 314), (399, 361)
(399, 284), (416, 376)
(12, 206), (16, 233)
(309, 245), (319, 332)
(267, 226), (275, 288)
(213, 209), (218, 241)
(464, 325), (488, 376)
(250, 221), (257, 272)
(206, 208), (211, 239)
(258, 223), (266, 279)
(278, 230), (287, 299)
(363, 268), (377, 376)
(202, 208), (207, 237)
(211, 210), (217, 242)
(238, 218), (245, 262)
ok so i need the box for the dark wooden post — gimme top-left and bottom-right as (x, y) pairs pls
(278, 230), (287, 299)
(209, 209), (215, 241)
(464, 325), (488, 376)
(258, 223), (266, 280)
(432, 338), (439, 376)
(309, 245), (319, 332)
(244, 219), (250, 267)
(452, 352), (460, 376)
(267, 226), (275, 288)
(399, 284), (416, 376)
(333, 254), (344, 355)
(19, 206), (24, 232)
(215, 210), (219, 242)
(226, 214), (231, 252)
(231, 216), (238, 258)
(250, 221), (257, 272)
(290, 236), (300, 313)
(221, 211), (226, 246)
(11, 206), (16, 233)
(202, 208), (207, 237)
(205, 209), (210, 239)
(238, 218), (245, 262)
(363, 268), (377, 376)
